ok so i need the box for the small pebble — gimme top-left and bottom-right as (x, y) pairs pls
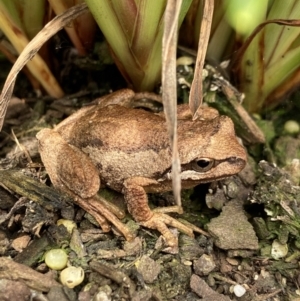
(284, 120), (300, 135)
(60, 266), (84, 288)
(271, 240), (288, 260)
(176, 56), (195, 66)
(57, 219), (77, 233)
(233, 284), (246, 297)
(193, 254), (216, 276)
(182, 260), (192, 266)
(11, 235), (31, 252)
(226, 257), (239, 266)
(135, 255), (161, 284)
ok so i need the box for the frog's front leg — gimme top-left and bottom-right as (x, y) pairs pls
(36, 128), (134, 241)
(123, 177), (205, 247)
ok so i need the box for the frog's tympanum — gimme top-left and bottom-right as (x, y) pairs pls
(36, 89), (247, 246)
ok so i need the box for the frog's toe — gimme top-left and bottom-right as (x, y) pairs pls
(140, 213), (197, 247)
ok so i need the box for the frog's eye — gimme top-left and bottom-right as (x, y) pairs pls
(191, 158), (214, 172)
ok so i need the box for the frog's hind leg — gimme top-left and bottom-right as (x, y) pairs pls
(74, 195), (135, 242)
(123, 177), (208, 247)
(37, 128), (135, 242)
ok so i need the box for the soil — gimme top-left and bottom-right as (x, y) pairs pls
(0, 58), (300, 301)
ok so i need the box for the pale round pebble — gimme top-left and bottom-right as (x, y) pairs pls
(45, 249), (68, 270)
(60, 266), (84, 288)
(284, 120), (300, 135)
(226, 257), (239, 266)
(57, 219), (77, 233)
(182, 260), (193, 266)
(176, 56), (195, 66)
(233, 284), (246, 297)
(271, 240), (288, 260)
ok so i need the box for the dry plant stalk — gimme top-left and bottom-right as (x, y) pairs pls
(0, 1), (63, 100)
(189, 0), (214, 118)
(162, 0), (183, 209)
(162, 0), (214, 207)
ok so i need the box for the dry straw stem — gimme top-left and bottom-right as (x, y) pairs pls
(189, 0), (214, 118)
(0, 3), (89, 131)
(162, 0), (182, 208)
(162, 0), (213, 206)
(0, 2), (64, 99)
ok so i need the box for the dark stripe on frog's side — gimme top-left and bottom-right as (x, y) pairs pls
(78, 137), (171, 154)
(79, 138), (104, 148)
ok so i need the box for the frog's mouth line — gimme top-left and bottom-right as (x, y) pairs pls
(160, 157), (245, 182)
(180, 157), (245, 171)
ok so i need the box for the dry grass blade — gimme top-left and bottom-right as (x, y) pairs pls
(189, 0), (214, 118)
(0, 3), (89, 132)
(0, 3), (63, 101)
(162, 0), (182, 208)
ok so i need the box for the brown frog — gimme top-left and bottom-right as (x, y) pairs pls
(36, 89), (247, 246)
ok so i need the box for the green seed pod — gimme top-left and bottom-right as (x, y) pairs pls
(45, 249), (68, 270)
